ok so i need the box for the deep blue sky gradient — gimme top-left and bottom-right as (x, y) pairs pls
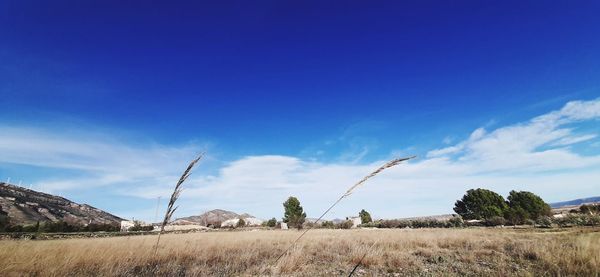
(2, 1), (599, 159)
(1, 1), (600, 219)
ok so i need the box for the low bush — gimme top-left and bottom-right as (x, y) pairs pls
(266, 218), (277, 228)
(337, 220), (354, 229)
(320, 221), (335, 229)
(535, 216), (553, 228)
(448, 216), (464, 227)
(2, 220), (120, 233)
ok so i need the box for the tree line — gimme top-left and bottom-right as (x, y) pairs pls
(279, 189), (600, 229)
(454, 189), (552, 225)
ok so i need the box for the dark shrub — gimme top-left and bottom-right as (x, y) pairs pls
(448, 216), (464, 228)
(337, 220), (353, 229)
(321, 221), (335, 229)
(535, 216), (553, 228)
(484, 216), (506, 227)
(266, 218), (277, 228)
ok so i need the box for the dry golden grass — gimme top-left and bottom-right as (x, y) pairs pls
(1, 228), (599, 276)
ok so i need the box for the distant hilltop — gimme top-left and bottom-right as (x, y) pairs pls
(0, 182), (122, 226)
(550, 196), (600, 208)
(174, 209), (257, 227)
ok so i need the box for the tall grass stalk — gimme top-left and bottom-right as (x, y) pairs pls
(153, 153), (204, 254)
(275, 156), (415, 262)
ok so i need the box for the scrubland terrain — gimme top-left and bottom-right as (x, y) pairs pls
(1, 228), (599, 276)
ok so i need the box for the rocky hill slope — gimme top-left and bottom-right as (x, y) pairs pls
(0, 182), (122, 226)
(174, 209), (255, 226)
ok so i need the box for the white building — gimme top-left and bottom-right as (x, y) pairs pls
(346, 216), (362, 228)
(120, 220), (136, 232)
(220, 217), (263, 228)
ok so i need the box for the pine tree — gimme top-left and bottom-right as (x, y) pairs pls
(359, 209), (372, 224)
(282, 196), (306, 229)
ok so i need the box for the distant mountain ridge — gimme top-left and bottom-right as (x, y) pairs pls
(0, 182), (122, 226)
(550, 196), (600, 208)
(175, 209), (255, 226)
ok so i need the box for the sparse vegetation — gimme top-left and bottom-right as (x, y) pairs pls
(320, 220), (335, 229)
(237, 218), (245, 228)
(338, 220), (354, 229)
(362, 218), (458, 229)
(1, 228), (598, 276)
(1, 220), (119, 233)
(128, 221), (154, 232)
(575, 204), (600, 215)
(448, 215), (464, 227)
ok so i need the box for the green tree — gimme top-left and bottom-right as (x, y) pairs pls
(359, 209), (372, 224)
(506, 190), (551, 224)
(237, 218), (245, 228)
(504, 206), (528, 225)
(266, 217), (277, 228)
(282, 196), (306, 229)
(454, 188), (508, 220)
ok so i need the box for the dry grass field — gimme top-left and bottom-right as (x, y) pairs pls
(1, 227), (599, 276)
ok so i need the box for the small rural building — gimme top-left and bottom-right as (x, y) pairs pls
(220, 217), (264, 228)
(346, 216), (362, 228)
(120, 220), (135, 232)
(280, 222), (288, 230)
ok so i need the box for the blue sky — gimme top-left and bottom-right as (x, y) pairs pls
(1, 1), (599, 222)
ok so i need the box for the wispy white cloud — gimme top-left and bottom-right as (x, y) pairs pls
(551, 134), (597, 146)
(427, 99), (600, 173)
(1, 99), (599, 221)
(0, 126), (206, 192)
(167, 99), (600, 218)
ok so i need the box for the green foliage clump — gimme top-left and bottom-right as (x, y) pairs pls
(535, 216), (553, 228)
(236, 218), (246, 228)
(338, 220), (354, 229)
(484, 216), (507, 227)
(266, 217), (277, 228)
(363, 219), (457, 229)
(454, 189), (508, 220)
(586, 214), (600, 226)
(282, 196), (306, 229)
(359, 209), (372, 224)
(3, 220), (119, 233)
(128, 221), (154, 232)
(555, 214), (584, 227)
(505, 190), (551, 225)
(320, 220), (335, 229)
(448, 216), (464, 228)
(504, 206), (529, 226)
(84, 223), (119, 232)
(578, 204), (600, 215)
